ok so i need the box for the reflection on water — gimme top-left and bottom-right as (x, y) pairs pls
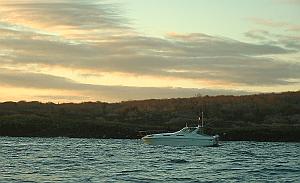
(0, 137), (299, 182)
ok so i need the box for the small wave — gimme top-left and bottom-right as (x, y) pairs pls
(194, 154), (202, 157)
(168, 177), (194, 181)
(168, 159), (189, 164)
(106, 154), (114, 157)
(120, 169), (143, 173)
(232, 150), (256, 157)
(261, 167), (300, 173)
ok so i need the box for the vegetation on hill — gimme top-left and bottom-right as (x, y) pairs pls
(0, 91), (299, 142)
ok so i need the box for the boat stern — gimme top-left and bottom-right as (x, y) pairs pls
(212, 135), (220, 146)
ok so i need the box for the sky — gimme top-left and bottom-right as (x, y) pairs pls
(0, 0), (299, 103)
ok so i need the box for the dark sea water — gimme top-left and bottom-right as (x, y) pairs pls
(0, 137), (299, 183)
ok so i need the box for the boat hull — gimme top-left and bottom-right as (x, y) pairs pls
(142, 137), (218, 147)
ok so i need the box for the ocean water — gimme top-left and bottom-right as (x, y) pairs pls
(0, 137), (299, 183)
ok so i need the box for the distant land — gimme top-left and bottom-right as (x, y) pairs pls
(0, 91), (299, 142)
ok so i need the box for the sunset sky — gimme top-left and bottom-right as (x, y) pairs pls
(0, 0), (299, 102)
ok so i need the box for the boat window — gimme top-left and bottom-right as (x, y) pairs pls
(196, 129), (203, 134)
(181, 128), (188, 133)
(180, 127), (196, 133)
(176, 134), (184, 136)
(163, 134), (170, 136)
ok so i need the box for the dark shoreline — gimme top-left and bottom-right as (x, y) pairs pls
(1, 127), (299, 142)
(1, 135), (300, 143)
(0, 91), (299, 142)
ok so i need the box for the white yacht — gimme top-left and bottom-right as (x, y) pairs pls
(141, 113), (219, 147)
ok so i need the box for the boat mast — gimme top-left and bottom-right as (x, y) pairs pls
(201, 111), (204, 127)
(198, 111), (204, 127)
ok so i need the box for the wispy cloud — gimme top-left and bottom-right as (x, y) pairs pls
(248, 17), (300, 33)
(0, 0), (131, 40)
(245, 29), (300, 50)
(248, 17), (288, 27)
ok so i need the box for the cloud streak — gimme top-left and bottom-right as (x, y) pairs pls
(0, 68), (253, 101)
(1, 25), (298, 86)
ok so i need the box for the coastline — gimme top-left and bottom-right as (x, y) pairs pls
(0, 91), (299, 142)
